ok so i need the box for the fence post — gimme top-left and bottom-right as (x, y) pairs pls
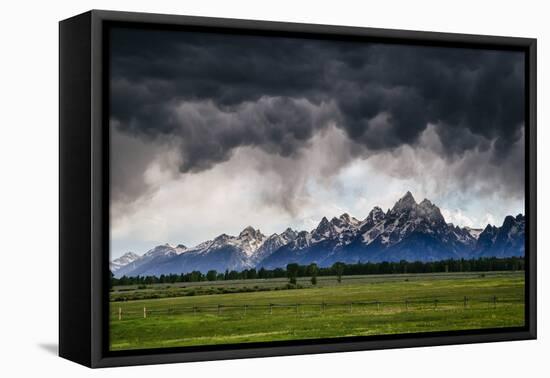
(270, 303), (273, 315)
(296, 303), (299, 315)
(244, 304), (247, 316)
(218, 304), (221, 315)
(143, 307), (147, 319)
(118, 307), (121, 321)
(193, 306), (196, 315)
(493, 296), (497, 309)
(349, 302), (353, 313)
(377, 301), (380, 311)
(405, 299), (409, 311)
(464, 296), (468, 309)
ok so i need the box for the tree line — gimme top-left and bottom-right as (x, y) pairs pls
(111, 256), (525, 287)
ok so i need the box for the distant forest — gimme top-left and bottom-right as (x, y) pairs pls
(111, 256), (525, 287)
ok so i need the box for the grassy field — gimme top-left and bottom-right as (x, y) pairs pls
(109, 271), (525, 351)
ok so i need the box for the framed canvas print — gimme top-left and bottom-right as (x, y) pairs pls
(59, 10), (537, 368)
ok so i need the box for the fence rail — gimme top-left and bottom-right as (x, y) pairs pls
(112, 295), (524, 320)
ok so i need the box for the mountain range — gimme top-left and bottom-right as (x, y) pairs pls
(111, 192), (525, 278)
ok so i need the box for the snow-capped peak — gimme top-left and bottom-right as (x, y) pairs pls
(112, 251), (139, 264)
(417, 198), (445, 224)
(237, 226), (266, 256)
(338, 213), (361, 227)
(327, 213), (361, 235)
(144, 244), (180, 257)
(312, 216), (336, 240)
(238, 226), (265, 241)
(363, 206), (385, 225)
(110, 252), (140, 272)
(280, 227), (298, 242)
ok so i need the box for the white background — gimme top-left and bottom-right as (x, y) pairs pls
(0, 0), (547, 376)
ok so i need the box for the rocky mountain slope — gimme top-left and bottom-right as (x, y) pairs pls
(111, 192), (525, 277)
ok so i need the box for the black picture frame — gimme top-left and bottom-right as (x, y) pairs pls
(59, 9), (537, 368)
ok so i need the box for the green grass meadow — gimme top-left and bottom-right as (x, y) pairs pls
(109, 271), (525, 351)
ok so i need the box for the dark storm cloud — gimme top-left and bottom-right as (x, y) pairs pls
(168, 97), (338, 172)
(109, 27), (525, 204)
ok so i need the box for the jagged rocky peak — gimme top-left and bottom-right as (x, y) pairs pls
(339, 213), (361, 226)
(110, 251), (141, 273)
(502, 215), (515, 227)
(297, 230), (309, 237)
(340, 212), (352, 221)
(417, 198), (445, 223)
(419, 198), (441, 214)
(144, 244), (177, 257)
(315, 216), (330, 230)
(238, 226), (265, 241)
(236, 226), (266, 256)
(500, 214), (525, 235)
(314, 216), (334, 237)
(280, 227), (298, 241)
(501, 214), (524, 231)
(176, 244), (187, 249)
(483, 224), (498, 233)
(419, 198), (433, 207)
(213, 233), (231, 243)
(254, 227), (299, 260)
(476, 224), (498, 245)
(392, 191), (417, 213)
(366, 206), (385, 223)
(328, 213), (360, 231)
(118, 251), (139, 260)
(111, 251), (139, 265)
(473, 214), (525, 257)
(291, 230), (312, 249)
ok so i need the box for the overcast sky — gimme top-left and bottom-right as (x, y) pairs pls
(109, 27), (525, 259)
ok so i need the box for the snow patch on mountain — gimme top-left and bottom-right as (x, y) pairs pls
(465, 227), (483, 240)
(110, 252), (140, 272)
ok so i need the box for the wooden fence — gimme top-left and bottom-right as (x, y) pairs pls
(113, 295), (523, 320)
